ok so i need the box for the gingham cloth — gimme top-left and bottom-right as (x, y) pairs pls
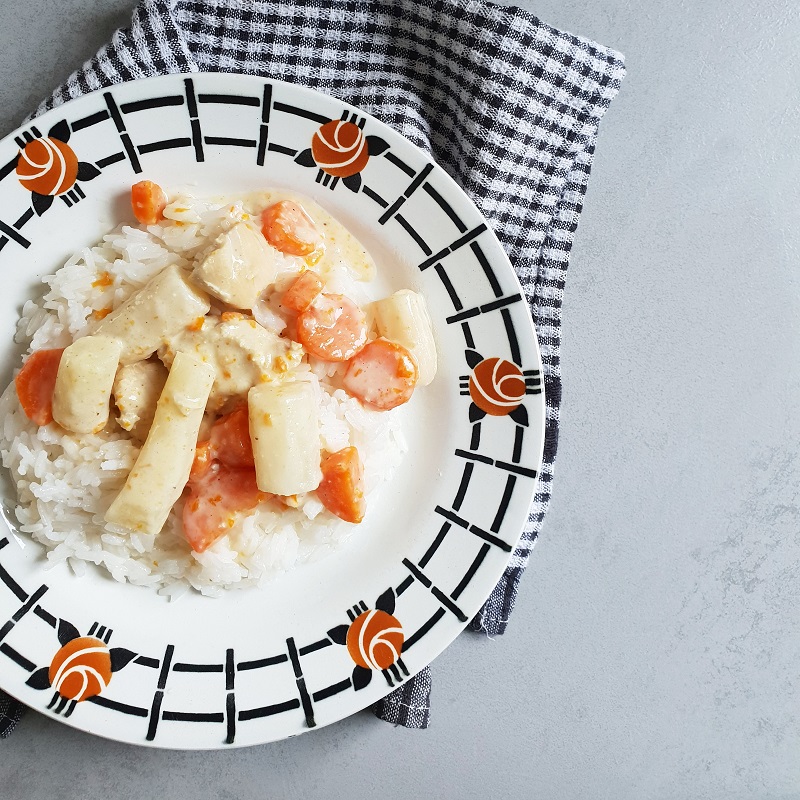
(0, 0), (624, 736)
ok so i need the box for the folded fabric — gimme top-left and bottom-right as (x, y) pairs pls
(0, 0), (624, 736)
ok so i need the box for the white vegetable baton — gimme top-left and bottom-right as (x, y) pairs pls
(372, 289), (437, 385)
(51, 335), (123, 434)
(95, 264), (210, 364)
(248, 381), (321, 496)
(105, 351), (215, 535)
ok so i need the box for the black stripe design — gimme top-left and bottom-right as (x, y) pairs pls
(267, 143), (297, 156)
(312, 679), (351, 702)
(34, 605), (56, 627)
(87, 695), (148, 717)
(286, 637), (315, 728)
(401, 559), (468, 622)
(0, 220), (30, 250)
(471, 241), (502, 296)
(225, 649), (235, 691)
(0, 584), (48, 643)
(491, 475), (517, 532)
(0, 643), (35, 672)
(173, 662), (224, 673)
(146, 643), (174, 741)
(455, 447), (539, 479)
(434, 264), (464, 310)
(120, 95), (184, 113)
(501, 307), (522, 365)
(238, 698), (300, 721)
(257, 83), (272, 166)
(162, 710), (224, 722)
(395, 214), (431, 254)
(13, 208), (34, 230)
(402, 608), (445, 652)
(134, 655), (159, 668)
(198, 93), (260, 106)
(362, 185), (389, 207)
(96, 152), (126, 168)
(418, 224), (488, 271)
(137, 137), (192, 154)
(0, 561), (27, 601)
(452, 543), (492, 600)
(103, 92), (141, 173)
(272, 102), (329, 124)
(70, 110), (110, 131)
(419, 522), (450, 568)
(184, 78), (204, 163)
(445, 292), (523, 324)
(434, 505), (512, 552)
(298, 639), (331, 656)
(423, 182), (467, 231)
(237, 654), (288, 671)
(378, 163), (434, 224)
(204, 136), (257, 148)
(453, 462), (474, 510)
(225, 692), (236, 744)
(384, 152), (415, 177)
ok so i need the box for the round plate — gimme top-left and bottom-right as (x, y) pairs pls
(0, 74), (544, 748)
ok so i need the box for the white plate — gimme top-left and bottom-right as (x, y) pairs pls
(0, 74), (544, 748)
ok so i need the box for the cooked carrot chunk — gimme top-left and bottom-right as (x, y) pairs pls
(14, 348), (64, 426)
(317, 446), (365, 524)
(261, 200), (323, 256)
(342, 338), (418, 410)
(282, 271), (323, 313)
(295, 293), (367, 361)
(131, 180), (167, 225)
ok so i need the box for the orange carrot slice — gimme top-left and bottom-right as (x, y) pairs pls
(296, 293), (367, 361)
(261, 200), (322, 256)
(14, 348), (64, 426)
(183, 463), (264, 553)
(282, 271), (323, 313)
(317, 446), (365, 523)
(342, 338), (418, 410)
(131, 180), (167, 225)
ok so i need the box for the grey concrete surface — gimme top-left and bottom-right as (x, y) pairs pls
(1, 1), (798, 798)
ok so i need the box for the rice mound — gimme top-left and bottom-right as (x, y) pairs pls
(0, 194), (407, 598)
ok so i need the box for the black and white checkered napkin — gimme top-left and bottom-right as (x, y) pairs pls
(0, 0), (624, 737)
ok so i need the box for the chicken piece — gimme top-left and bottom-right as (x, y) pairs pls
(51, 335), (123, 434)
(160, 314), (303, 411)
(192, 221), (282, 309)
(94, 265), (210, 365)
(113, 360), (169, 441)
(105, 352), (215, 535)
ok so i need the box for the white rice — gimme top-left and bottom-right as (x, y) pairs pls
(0, 193), (407, 597)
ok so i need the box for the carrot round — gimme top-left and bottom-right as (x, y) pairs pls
(183, 462), (264, 553)
(14, 348), (64, 426)
(342, 338), (418, 410)
(209, 406), (254, 469)
(261, 200), (323, 256)
(131, 180), (167, 225)
(317, 446), (365, 524)
(296, 293), (367, 361)
(282, 271), (323, 313)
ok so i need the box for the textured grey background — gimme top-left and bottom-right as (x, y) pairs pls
(1, 1), (798, 798)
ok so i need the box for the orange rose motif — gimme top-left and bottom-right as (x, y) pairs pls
(469, 357), (526, 416)
(311, 120), (369, 178)
(48, 636), (112, 702)
(346, 609), (404, 671)
(17, 137), (79, 196)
